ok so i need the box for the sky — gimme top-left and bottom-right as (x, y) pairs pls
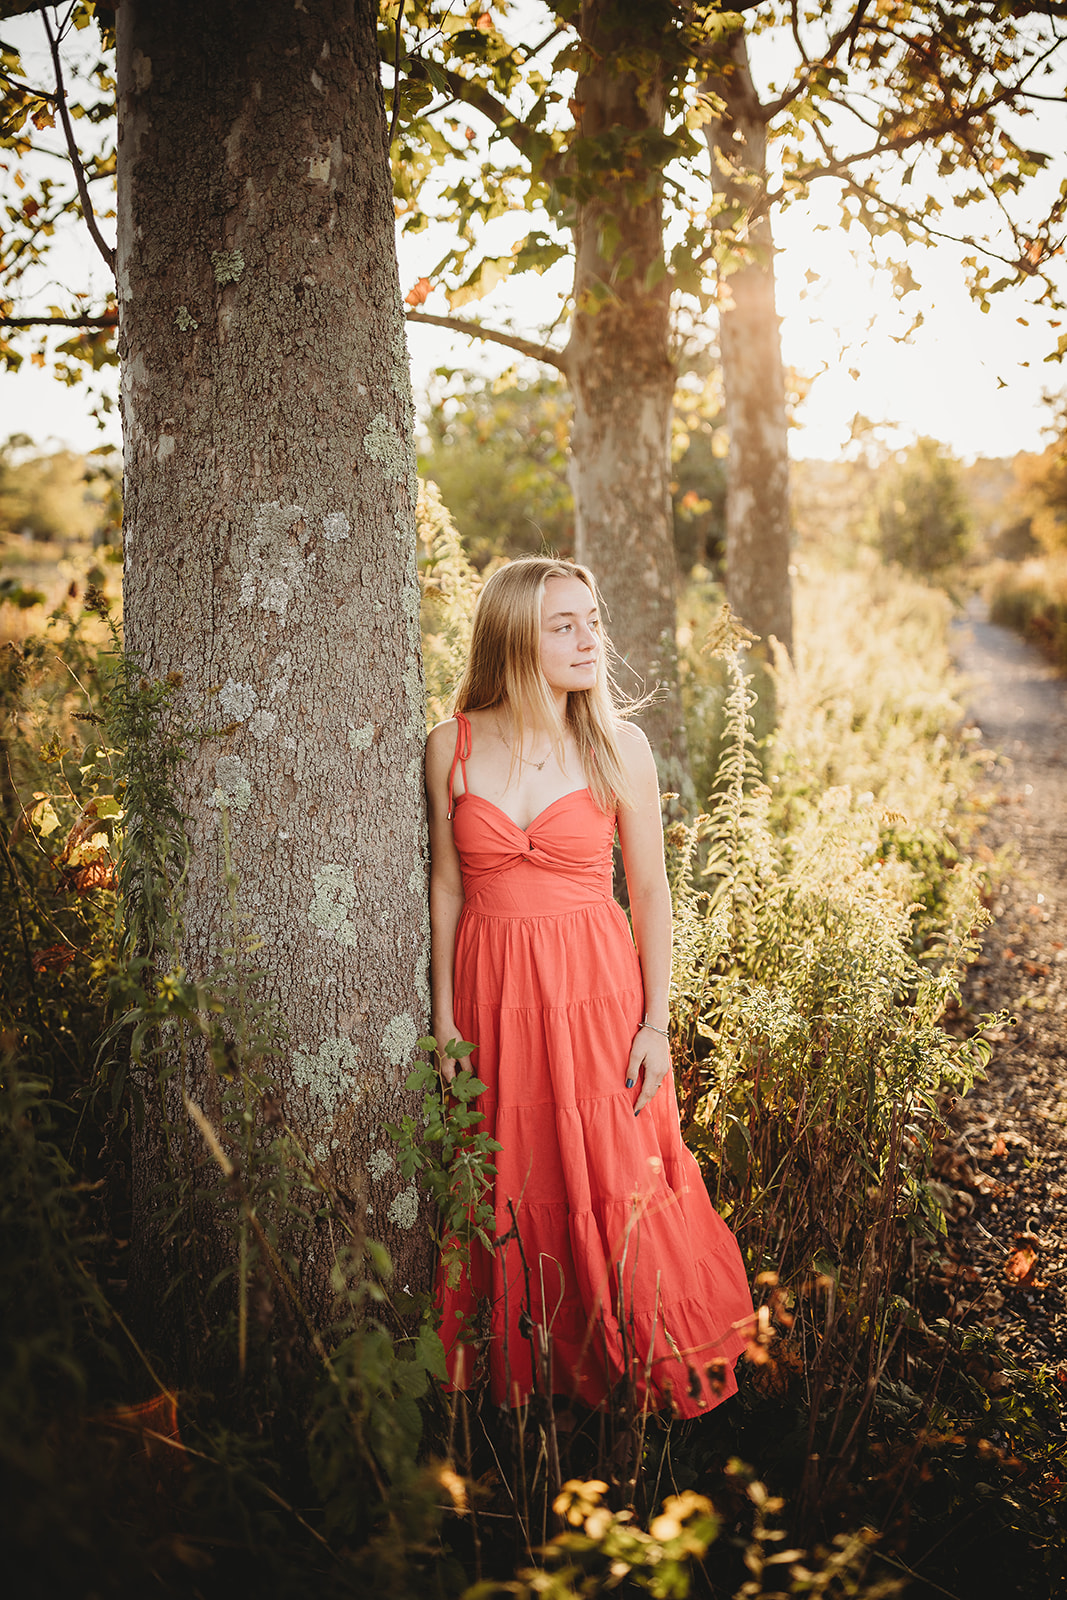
(2, 8), (1065, 465)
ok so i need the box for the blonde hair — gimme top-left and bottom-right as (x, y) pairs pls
(453, 556), (637, 811)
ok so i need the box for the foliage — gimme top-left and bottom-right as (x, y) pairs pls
(5, 5), (1065, 384)
(418, 476), (483, 726)
(3, 541), (1067, 1596)
(874, 437), (973, 576)
(986, 550), (1067, 672)
(1008, 396), (1067, 555)
(382, 3), (1066, 351)
(661, 562), (1067, 1593)
(385, 1046), (500, 1294)
(419, 372), (575, 565)
(0, 4), (118, 411)
(417, 368), (727, 577)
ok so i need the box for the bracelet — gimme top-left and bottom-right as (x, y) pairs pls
(640, 1018), (669, 1038)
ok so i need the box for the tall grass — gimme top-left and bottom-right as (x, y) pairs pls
(985, 552), (1067, 671)
(1, 518), (1063, 1597)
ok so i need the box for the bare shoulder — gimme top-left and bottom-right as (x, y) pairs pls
(614, 717), (651, 752)
(614, 717), (655, 769)
(426, 718), (458, 779)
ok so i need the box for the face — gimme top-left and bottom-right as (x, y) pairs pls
(538, 575), (601, 699)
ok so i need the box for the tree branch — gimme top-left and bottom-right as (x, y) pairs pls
(761, 1), (873, 119)
(41, 8), (115, 276)
(405, 310), (569, 374)
(0, 314), (116, 329)
(784, 61), (1061, 194)
(435, 65), (549, 168)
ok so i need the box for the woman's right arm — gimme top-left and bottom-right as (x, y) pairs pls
(425, 721), (466, 1084)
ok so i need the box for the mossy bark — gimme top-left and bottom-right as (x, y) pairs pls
(566, 0), (691, 799)
(117, 0), (430, 1346)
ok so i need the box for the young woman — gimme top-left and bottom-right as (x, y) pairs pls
(425, 557), (752, 1417)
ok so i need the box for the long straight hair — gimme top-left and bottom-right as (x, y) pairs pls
(452, 557), (638, 811)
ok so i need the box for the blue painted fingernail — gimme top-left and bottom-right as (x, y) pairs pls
(634, 1109), (640, 1118)
(625, 1078), (635, 1089)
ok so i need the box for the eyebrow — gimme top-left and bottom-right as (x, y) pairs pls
(545, 608), (598, 622)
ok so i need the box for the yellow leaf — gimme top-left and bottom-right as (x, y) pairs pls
(31, 798), (61, 837)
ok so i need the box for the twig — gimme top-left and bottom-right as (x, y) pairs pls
(41, 8), (116, 275)
(388, 1), (403, 148)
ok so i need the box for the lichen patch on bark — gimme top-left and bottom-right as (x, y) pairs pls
(380, 1012), (418, 1067)
(290, 1033), (361, 1160)
(219, 677), (257, 720)
(210, 754), (252, 814)
(322, 510), (350, 542)
(308, 863), (360, 946)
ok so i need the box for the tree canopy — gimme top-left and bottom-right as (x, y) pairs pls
(389, 1), (1067, 363)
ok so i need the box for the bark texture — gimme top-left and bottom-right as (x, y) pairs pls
(566, 0), (690, 796)
(707, 30), (793, 659)
(117, 0), (429, 1328)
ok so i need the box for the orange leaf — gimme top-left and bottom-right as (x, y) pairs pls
(66, 860), (116, 893)
(405, 276), (432, 307)
(1004, 1245), (1038, 1285)
(476, 11), (492, 31)
(991, 1135), (1007, 1157)
(32, 943), (77, 974)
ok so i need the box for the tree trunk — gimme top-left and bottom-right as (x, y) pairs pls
(566, 0), (690, 797)
(117, 0), (429, 1341)
(706, 30), (793, 659)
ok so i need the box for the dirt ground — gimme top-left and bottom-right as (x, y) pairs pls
(940, 596), (1067, 1375)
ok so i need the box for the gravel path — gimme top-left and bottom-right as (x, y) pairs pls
(942, 597), (1067, 1372)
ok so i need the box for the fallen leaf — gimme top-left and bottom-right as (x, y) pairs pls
(991, 1135), (1008, 1157)
(1004, 1245), (1038, 1286)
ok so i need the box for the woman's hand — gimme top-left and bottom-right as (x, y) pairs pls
(433, 1024), (460, 1086)
(626, 1024), (671, 1116)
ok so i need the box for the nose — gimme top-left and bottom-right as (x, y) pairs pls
(577, 622), (597, 652)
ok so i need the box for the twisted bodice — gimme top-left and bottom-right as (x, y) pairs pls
(448, 711), (617, 917)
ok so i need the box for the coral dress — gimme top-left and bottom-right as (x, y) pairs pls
(438, 713), (753, 1417)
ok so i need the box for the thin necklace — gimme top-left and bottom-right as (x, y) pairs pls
(497, 721), (552, 771)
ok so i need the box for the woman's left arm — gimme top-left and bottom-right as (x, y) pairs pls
(615, 725), (673, 1116)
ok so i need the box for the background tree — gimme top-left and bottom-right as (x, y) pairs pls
(875, 435), (973, 574)
(5, 3), (1065, 780)
(0, 433), (103, 543)
(387, 0), (1066, 735)
(416, 364), (726, 573)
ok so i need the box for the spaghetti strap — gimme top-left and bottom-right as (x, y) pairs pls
(447, 711), (472, 819)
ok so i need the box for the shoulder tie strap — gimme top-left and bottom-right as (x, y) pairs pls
(446, 711), (472, 820)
